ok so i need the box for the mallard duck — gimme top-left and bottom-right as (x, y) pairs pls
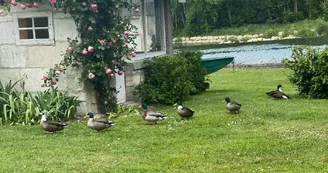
(173, 101), (195, 118)
(225, 97), (242, 113)
(87, 112), (114, 132)
(139, 103), (167, 125)
(266, 84), (290, 99)
(40, 110), (68, 133)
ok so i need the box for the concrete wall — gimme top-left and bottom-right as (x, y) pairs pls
(124, 51), (167, 102)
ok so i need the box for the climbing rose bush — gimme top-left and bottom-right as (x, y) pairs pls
(0, 0), (140, 112)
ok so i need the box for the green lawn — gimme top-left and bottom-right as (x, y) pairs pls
(1, 68), (328, 173)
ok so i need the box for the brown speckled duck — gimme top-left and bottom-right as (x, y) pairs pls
(266, 84), (290, 99)
(40, 110), (68, 133)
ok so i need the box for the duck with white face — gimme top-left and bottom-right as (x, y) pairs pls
(173, 100), (194, 119)
(39, 110), (68, 133)
(266, 84), (290, 99)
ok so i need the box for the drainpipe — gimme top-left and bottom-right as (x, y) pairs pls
(142, 0), (147, 54)
(163, 0), (173, 55)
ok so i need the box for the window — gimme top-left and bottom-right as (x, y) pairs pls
(122, 0), (165, 53)
(14, 12), (54, 45)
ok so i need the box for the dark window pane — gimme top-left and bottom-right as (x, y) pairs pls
(18, 18), (32, 28)
(19, 30), (33, 39)
(35, 29), (49, 39)
(34, 17), (48, 27)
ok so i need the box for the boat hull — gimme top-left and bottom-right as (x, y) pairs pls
(201, 56), (234, 74)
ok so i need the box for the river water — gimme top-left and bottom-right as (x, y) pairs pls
(177, 36), (328, 66)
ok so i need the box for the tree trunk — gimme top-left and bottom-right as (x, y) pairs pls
(164, 0), (173, 55)
(309, 0), (312, 19)
(266, 0), (271, 17)
(227, 6), (232, 27)
(294, 0), (298, 13)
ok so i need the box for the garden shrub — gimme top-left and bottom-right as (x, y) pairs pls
(298, 27), (317, 37)
(264, 28), (276, 38)
(178, 51), (208, 93)
(135, 51), (208, 104)
(282, 46), (328, 98)
(316, 20), (328, 36)
(0, 79), (82, 125)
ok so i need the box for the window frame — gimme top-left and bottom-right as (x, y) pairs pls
(13, 12), (54, 45)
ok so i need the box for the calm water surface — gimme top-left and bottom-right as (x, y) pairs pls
(177, 37), (328, 65)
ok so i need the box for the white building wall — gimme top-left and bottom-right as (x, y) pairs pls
(0, 5), (126, 115)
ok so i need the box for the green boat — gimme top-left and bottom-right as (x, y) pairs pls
(201, 56), (234, 74)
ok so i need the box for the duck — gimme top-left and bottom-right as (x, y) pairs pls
(173, 101), (195, 119)
(266, 84), (290, 99)
(139, 103), (167, 125)
(87, 112), (114, 132)
(224, 97), (242, 113)
(40, 110), (68, 133)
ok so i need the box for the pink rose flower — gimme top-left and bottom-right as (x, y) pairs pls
(108, 42), (113, 48)
(41, 75), (48, 80)
(49, 0), (56, 5)
(82, 2), (87, 6)
(118, 71), (123, 76)
(88, 73), (95, 79)
(132, 52), (136, 57)
(105, 68), (112, 75)
(20, 4), (26, 9)
(88, 26), (93, 32)
(82, 50), (88, 55)
(135, 8), (139, 12)
(124, 31), (129, 35)
(51, 80), (57, 85)
(11, 0), (17, 6)
(99, 39), (106, 46)
(33, 2), (39, 8)
(87, 46), (94, 52)
(55, 70), (61, 76)
(91, 4), (97, 11)
(25, 3), (32, 8)
(110, 73), (114, 77)
(113, 39), (117, 44)
(0, 10), (3, 14)
(132, 16), (136, 19)
(67, 47), (72, 53)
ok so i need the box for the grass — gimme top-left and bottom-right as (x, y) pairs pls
(1, 68), (328, 172)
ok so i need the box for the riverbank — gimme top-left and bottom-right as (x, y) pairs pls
(173, 19), (328, 45)
(173, 33), (300, 45)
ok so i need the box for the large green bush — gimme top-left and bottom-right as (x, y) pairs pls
(282, 46), (328, 98)
(134, 51), (208, 104)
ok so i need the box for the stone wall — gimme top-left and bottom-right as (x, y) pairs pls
(174, 33), (300, 45)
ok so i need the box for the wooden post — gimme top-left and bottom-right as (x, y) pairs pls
(163, 0), (173, 55)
